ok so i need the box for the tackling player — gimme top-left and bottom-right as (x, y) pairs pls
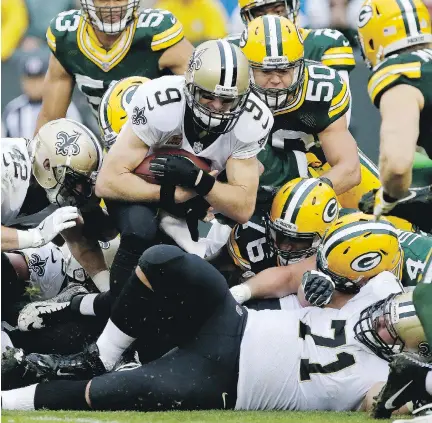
(35, 0), (194, 131)
(3, 241), (401, 413)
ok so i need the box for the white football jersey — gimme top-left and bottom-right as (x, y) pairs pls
(126, 75), (273, 171)
(236, 271), (403, 411)
(20, 242), (67, 300)
(61, 237), (120, 283)
(1, 138), (31, 226)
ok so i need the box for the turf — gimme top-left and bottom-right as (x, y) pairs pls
(1, 410), (400, 423)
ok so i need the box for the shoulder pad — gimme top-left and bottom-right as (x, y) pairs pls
(46, 10), (81, 53)
(127, 75), (185, 133)
(234, 93), (274, 144)
(368, 53), (422, 106)
(136, 8), (184, 52)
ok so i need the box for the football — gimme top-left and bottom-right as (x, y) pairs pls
(134, 148), (211, 184)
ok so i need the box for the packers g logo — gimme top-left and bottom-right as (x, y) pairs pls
(322, 198), (338, 223)
(351, 252), (382, 272)
(358, 5), (373, 28)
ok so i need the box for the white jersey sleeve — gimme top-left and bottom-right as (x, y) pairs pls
(1, 138), (31, 226)
(20, 243), (67, 300)
(235, 271), (401, 412)
(125, 75), (185, 148)
(232, 93), (273, 160)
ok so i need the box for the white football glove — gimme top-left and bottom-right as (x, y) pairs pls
(18, 207), (79, 249)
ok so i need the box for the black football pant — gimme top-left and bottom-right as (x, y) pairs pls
(35, 245), (247, 411)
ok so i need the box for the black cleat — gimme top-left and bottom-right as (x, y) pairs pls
(25, 343), (106, 381)
(2, 347), (51, 389)
(373, 352), (432, 419)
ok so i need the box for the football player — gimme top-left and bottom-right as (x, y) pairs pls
(2, 242), (401, 413)
(2, 119), (115, 296)
(356, 0), (432, 392)
(354, 292), (432, 418)
(95, 40), (273, 296)
(35, 1), (194, 131)
(229, 2), (385, 211)
(357, 0), (432, 223)
(229, 183), (431, 307)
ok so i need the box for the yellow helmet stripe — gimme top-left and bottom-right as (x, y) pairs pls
(395, 0), (421, 36)
(322, 222), (399, 257)
(281, 178), (320, 223)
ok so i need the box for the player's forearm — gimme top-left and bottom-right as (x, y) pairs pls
(379, 128), (416, 199)
(64, 238), (109, 291)
(95, 171), (161, 203)
(322, 161), (361, 195)
(1, 226), (19, 252)
(205, 181), (255, 224)
(247, 266), (300, 299)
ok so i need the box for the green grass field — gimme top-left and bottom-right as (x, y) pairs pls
(1, 411), (403, 423)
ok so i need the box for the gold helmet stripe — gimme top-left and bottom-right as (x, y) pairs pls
(395, 0), (421, 36)
(281, 178), (320, 222)
(216, 39), (237, 88)
(322, 222), (399, 258)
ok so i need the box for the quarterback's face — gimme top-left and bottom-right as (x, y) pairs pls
(253, 68), (295, 90)
(251, 2), (288, 19)
(375, 315), (398, 346)
(199, 92), (239, 113)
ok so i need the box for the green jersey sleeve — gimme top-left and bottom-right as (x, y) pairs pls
(301, 28), (356, 73)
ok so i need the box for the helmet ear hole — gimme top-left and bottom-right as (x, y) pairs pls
(369, 39), (375, 50)
(43, 159), (50, 171)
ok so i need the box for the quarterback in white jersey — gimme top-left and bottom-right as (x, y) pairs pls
(96, 39), (273, 225)
(236, 271), (401, 411)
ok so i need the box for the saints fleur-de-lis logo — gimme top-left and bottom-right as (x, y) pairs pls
(131, 106), (147, 125)
(28, 253), (48, 277)
(55, 131), (81, 156)
(187, 48), (207, 74)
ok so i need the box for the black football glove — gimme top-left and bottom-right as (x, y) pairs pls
(302, 270), (335, 307)
(150, 154), (215, 196)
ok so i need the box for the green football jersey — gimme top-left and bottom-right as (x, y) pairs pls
(398, 230), (432, 287)
(227, 27), (356, 73)
(46, 8), (184, 114)
(368, 48), (432, 157)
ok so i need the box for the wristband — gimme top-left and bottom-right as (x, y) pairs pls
(382, 191), (399, 203)
(159, 184), (176, 210)
(195, 171), (215, 197)
(92, 270), (110, 292)
(17, 229), (42, 249)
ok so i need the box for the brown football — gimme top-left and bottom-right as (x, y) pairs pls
(134, 148), (212, 184)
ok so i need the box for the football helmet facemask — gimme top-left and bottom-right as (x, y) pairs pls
(266, 177), (339, 266)
(239, 0), (300, 24)
(80, 0), (139, 34)
(240, 15), (305, 111)
(31, 119), (103, 207)
(185, 39), (250, 134)
(98, 76), (151, 150)
(357, 0), (432, 68)
(316, 212), (403, 294)
(354, 291), (430, 361)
